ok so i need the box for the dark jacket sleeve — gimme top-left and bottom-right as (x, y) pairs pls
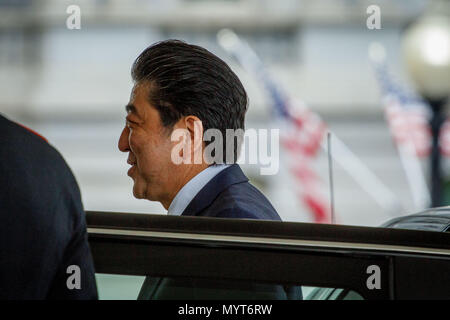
(0, 116), (98, 299)
(45, 170), (98, 300)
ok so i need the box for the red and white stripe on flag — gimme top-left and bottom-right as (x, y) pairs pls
(282, 106), (327, 157)
(384, 99), (431, 157)
(291, 163), (329, 224)
(439, 118), (450, 157)
(280, 104), (330, 224)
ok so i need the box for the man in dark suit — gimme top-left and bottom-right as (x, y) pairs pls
(119, 40), (301, 299)
(118, 39), (281, 221)
(0, 114), (98, 299)
(180, 163), (280, 220)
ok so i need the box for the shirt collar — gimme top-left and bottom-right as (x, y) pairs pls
(167, 164), (230, 216)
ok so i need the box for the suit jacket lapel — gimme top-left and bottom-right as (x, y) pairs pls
(181, 164), (248, 216)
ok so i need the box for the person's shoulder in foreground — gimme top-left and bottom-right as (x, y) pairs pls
(182, 164), (282, 221)
(0, 114), (98, 300)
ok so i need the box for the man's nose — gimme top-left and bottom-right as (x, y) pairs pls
(118, 127), (130, 152)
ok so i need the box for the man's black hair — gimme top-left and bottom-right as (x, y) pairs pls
(131, 39), (248, 163)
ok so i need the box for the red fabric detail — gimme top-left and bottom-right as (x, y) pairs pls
(17, 123), (48, 143)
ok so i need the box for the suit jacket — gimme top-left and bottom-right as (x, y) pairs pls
(0, 115), (98, 299)
(138, 164), (302, 300)
(181, 164), (282, 220)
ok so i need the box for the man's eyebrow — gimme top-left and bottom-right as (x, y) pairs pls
(125, 104), (138, 115)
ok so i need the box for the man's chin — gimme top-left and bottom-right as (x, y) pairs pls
(132, 185), (145, 199)
(132, 191), (143, 199)
(132, 184), (155, 201)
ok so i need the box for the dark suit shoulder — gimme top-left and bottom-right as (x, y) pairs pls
(0, 115), (72, 179)
(0, 115), (81, 219)
(201, 181), (282, 221)
(0, 115), (97, 299)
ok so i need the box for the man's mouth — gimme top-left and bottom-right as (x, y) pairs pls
(127, 158), (137, 176)
(127, 165), (136, 177)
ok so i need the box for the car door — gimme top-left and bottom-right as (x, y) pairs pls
(86, 211), (450, 300)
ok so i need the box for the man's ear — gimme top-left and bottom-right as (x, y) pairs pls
(184, 116), (204, 164)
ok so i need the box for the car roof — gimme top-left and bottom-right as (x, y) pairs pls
(381, 206), (450, 232)
(87, 211), (450, 252)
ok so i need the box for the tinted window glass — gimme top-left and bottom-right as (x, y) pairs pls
(96, 273), (364, 300)
(388, 217), (449, 232)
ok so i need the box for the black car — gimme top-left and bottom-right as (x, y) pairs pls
(87, 210), (450, 300)
(381, 206), (450, 232)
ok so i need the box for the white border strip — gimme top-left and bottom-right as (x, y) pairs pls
(88, 228), (450, 257)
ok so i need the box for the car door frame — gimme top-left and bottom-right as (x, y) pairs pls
(86, 211), (450, 300)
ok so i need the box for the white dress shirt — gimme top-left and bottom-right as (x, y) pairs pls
(167, 164), (231, 216)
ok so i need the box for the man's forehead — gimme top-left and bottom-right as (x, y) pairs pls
(131, 81), (152, 99)
(128, 83), (142, 104)
(126, 82), (151, 117)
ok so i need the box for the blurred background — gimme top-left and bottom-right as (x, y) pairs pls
(1, 0), (449, 228)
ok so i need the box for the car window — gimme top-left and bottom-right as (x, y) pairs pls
(96, 273), (364, 300)
(303, 287), (363, 300)
(386, 217), (450, 232)
(342, 289), (364, 300)
(96, 274), (146, 300)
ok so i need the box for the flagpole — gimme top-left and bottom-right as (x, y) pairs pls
(320, 132), (400, 215)
(429, 98), (447, 206)
(401, 6), (450, 208)
(327, 132), (336, 224)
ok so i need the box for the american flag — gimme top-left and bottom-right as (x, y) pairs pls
(371, 49), (431, 209)
(439, 121), (450, 156)
(373, 60), (432, 157)
(217, 30), (330, 223)
(373, 53), (450, 158)
(255, 60), (330, 223)
(281, 102), (329, 223)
